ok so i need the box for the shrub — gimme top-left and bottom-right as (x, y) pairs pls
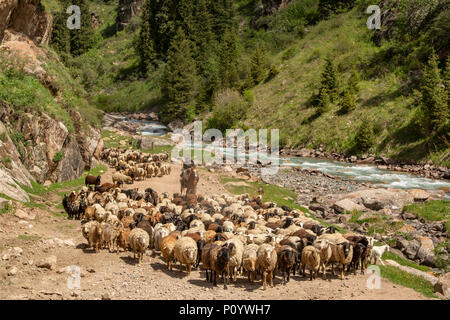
(53, 151), (64, 163)
(354, 120), (375, 152)
(206, 90), (249, 133)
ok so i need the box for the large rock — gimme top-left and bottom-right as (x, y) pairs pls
(14, 209), (35, 220)
(0, 168), (30, 202)
(434, 273), (450, 298)
(332, 199), (366, 214)
(0, 0), (53, 45)
(338, 188), (414, 211)
(408, 189), (430, 202)
(56, 136), (85, 183)
(37, 255), (57, 270)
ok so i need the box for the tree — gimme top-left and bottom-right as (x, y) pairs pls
(250, 46), (268, 85)
(161, 28), (199, 121)
(348, 68), (360, 94)
(318, 0), (356, 19)
(210, 0), (235, 41)
(320, 57), (339, 101)
(338, 88), (357, 114)
(69, 0), (97, 56)
(51, 12), (71, 56)
(218, 28), (239, 90)
(445, 57), (450, 107)
(316, 87), (331, 114)
(354, 120), (375, 152)
(136, 0), (157, 72)
(417, 50), (448, 136)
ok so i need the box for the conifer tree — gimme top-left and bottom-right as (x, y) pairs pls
(317, 87), (330, 114)
(418, 50), (448, 135)
(348, 68), (360, 94)
(51, 12), (71, 56)
(69, 0), (97, 56)
(250, 46), (268, 85)
(161, 28), (199, 121)
(210, 0), (235, 41)
(339, 88), (357, 114)
(137, 0), (156, 72)
(354, 120), (375, 152)
(218, 28), (239, 89)
(320, 57), (339, 101)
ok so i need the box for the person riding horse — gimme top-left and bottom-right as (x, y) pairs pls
(180, 160), (199, 197)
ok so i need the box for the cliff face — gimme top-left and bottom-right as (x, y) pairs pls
(0, 1), (103, 202)
(0, 0), (52, 45)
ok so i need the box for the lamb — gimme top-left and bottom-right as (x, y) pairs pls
(277, 245), (299, 285)
(128, 228), (150, 263)
(301, 245), (320, 280)
(224, 238), (244, 282)
(161, 234), (179, 271)
(242, 244), (259, 283)
(370, 245), (390, 266)
(256, 243), (278, 290)
(174, 236), (198, 275)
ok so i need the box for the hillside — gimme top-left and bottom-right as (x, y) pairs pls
(36, 0), (450, 167)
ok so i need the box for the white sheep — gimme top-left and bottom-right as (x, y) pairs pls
(129, 228), (150, 263)
(174, 236), (198, 275)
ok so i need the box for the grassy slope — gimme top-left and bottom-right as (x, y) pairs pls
(242, 8), (449, 165)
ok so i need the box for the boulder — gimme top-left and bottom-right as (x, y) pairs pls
(37, 255), (57, 270)
(332, 199), (365, 214)
(14, 209), (35, 220)
(434, 273), (450, 298)
(403, 239), (421, 260)
(339, 188), (414, 211)
(407, 189), (430, 202)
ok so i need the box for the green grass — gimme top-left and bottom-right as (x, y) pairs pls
(382, 251), (431, 272)
(142, 145), (174, 154)
(17, 234), (41, 242)
(0, 202), (12, 215)
(403, 200), (450, 225)
(379, 265), (437, 299)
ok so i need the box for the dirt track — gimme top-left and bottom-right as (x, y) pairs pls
(0, 163), (432, 300)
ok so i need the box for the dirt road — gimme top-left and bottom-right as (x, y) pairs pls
(0, 162), (432, 300)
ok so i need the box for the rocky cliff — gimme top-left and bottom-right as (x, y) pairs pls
(0, 0), (103, 202)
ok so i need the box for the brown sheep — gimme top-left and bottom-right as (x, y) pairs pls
(116, 228), (131, 254)
(88, 223), (104, 252)
(161, 234), (179, 271)
(301, 245), (320, 281)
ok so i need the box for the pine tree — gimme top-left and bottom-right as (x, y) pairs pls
(210, 0), (235, 41)
(218, 28), (239, 90)
(445, 57), (450, 107)
(339, 89), (357, 114)
(251, 46), (268, 85)
(320, 57), (339, 101)
(348, 68), (360, 94)
(161, 28), (199, 121)
(137, 0), (157, 72)
(51, 12), (71, 56)
(354, 120), (375, 152)
(69, 0), (97, 56)
(418, 50), (448, 135)
(317, 87), (330, 114)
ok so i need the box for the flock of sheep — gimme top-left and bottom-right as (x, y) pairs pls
(71, 179), (385, 290)
(102, 148), (171, 184)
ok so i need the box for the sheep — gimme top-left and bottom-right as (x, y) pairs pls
(128, 228), (150, 263)
(102, 223), (119, 252)
(256, 243), (278, 290)
(112, 172), (133, 185)
(370, 245), (390, 266)
(174, 236), (198, 275)
(222, 220), (235, 233)
(313, 238), (332, 279)
(161, 234), (179, 271)
(242, 244), (259, 284)
(224, 238), (244, 282)
(88, 222), (104, 252)
(84, 206), (95, 221)
(82, 221), (99, 242)
(151, 224), (169, 250)
(277, 245), (299, 285)
(209, 242), (233, 289)
(117, 228), (131, 253)
(301, 245), (320, 280)
(96, 183), (118, 193)
(329, 241), (354, 280)
(85, 175), (101, 186)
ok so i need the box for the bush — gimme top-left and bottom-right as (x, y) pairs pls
(53, 151), (64, 163)
(206, 90), (249, 133)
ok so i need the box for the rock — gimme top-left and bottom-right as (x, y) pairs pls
(434, 273), (450, 298)
(43, 180), (52, 187)
(7, 267), (17, 276)
(402, 212), (417, 220)
(332, 199), (366, 214)
(309, 203), (326, 213)
(362, 198), (385, 211)
(37, 255), (57, 270)
(223, 165), (233, 173)
(404, 240), (421, 260)
(398, 225), (417, 234)
(407, 189), (430, 202)
(415, 236), (435, 252)
(0, 198), (11, 210)
(0, 168), (30, 202)
(63, 239), (75, 247)
(389, 248), (406, 260)
(339, 188), (414, 211)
